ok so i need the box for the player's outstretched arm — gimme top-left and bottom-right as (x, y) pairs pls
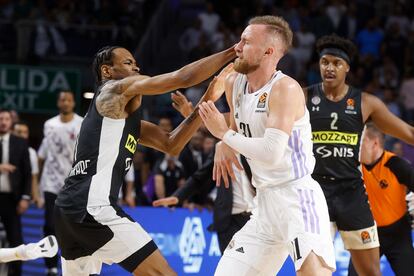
(138, 64), (233, 156)
(121, 46), (236, 97)
(363, 92), (414, 145)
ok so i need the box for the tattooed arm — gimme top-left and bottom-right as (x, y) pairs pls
(139, 64), (233, 156)
(96, 46), (235, 119)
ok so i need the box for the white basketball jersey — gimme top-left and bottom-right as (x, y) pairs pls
(232, 71), (315, 188)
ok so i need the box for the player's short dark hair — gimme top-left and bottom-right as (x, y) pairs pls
(316, 34), (357, 62)
(92, 46), (122, 85)
(365, 122), (385, 148)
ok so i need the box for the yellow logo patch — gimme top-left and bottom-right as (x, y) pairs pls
(312, 131), (358, 145)
(125, 134), (138, 153)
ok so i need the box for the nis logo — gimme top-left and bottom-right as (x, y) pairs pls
(316, 146), (354, 158)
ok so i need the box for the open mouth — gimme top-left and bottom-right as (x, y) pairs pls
(324, 74), (336, 80)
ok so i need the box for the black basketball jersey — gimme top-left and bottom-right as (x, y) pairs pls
(55, 82), (141, 222)
(306, 83), (364, 180)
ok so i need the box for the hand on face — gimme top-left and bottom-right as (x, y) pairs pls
(199, 101), (228, 139)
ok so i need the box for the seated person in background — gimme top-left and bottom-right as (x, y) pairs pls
(154, 155), (186, 200)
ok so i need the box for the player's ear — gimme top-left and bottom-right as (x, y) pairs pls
(264, 47), (274, 56)
(101, 64), (111, 79)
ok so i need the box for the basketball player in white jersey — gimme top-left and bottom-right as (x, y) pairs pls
(199, 16), (335, 275)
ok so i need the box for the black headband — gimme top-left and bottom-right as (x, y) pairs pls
(320, 48), (350, 64)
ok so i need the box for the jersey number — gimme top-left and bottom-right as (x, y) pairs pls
(239, 122), (252, 137)
(330, 112), (338, 130)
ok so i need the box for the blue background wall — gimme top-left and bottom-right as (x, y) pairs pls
(22, 206), (411, 275)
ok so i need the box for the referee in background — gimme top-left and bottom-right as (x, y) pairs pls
(349, 122), (414, 276)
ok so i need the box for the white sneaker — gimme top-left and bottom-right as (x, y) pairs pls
(25, 235), (58, 260)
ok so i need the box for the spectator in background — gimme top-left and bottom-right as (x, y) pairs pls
(385, 4), (410, 37)
(391, 141), (405, 158)
(178, 130), (203, 179)
(325, 0), (347, 31)
(0, 109), (31, 276)
(179, 18), (202, 53)
(399, 68), (414, 123)
(12, 121), (42, 208)
(381, 23), (407, 72)
(201, 132), (216, 159)
(198, 1), (220, 36)
(375, 56), (399, 89)
(38, 91), (82, 276)
(154, 154), (185, 200)
(9, 111), (19, 125)
(383, 88), (402, 118)
(336, 2), (357, 39)
(356, 17), (384, 60)
(349, 123), (414, 276)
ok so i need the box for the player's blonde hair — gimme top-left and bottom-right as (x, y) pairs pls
(248, 15), (293, 54)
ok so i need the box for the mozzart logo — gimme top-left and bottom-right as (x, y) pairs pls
(179, 217), (206, 273)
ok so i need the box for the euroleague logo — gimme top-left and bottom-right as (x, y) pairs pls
(361, 231), (371, 244)
(179, 217), (206, 273)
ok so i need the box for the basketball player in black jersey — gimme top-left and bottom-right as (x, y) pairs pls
(304, 34), (414, 276)
(53, 46), (235, 276)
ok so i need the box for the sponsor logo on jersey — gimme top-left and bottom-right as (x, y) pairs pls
(361, 231), (371, 244)
(125, 134), (137, 153)
(312, 106), (320, 112)
(68, 159), (90, 177)
(315, 146), (354, 158)
(312, 131), (358, 145)
(257, 92), (267, 108)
